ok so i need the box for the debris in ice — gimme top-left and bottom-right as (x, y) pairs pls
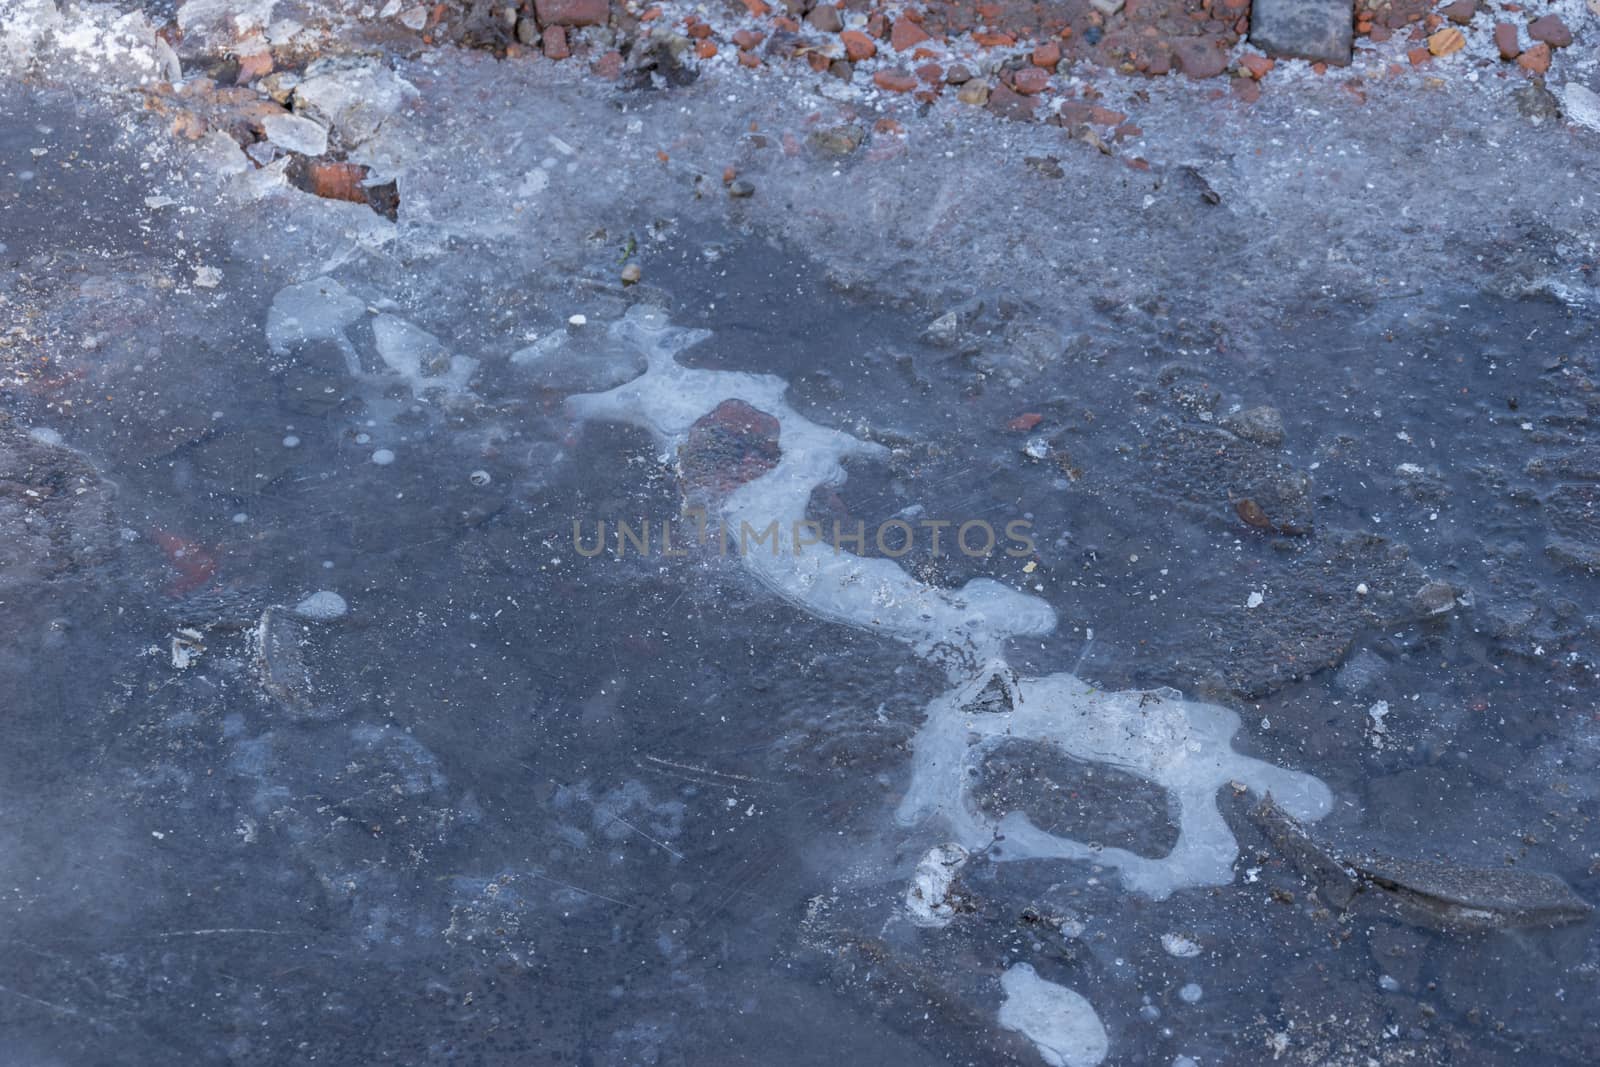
(293, 590), (348, 621)
(1160, 933), (1201, 958)
(260, 111), (330, 156)
(193, 265), (222, 288)
(905, 843), (971, 928)
(1367, 700), (1391, 748)
(468, 469), (492, 487)
(1245, 590), (1264, 609)
(170, 628), (204, 669)
(998, 964), (1109, 1067)
(252, 606), (318, 717)
(1251, 794), (1592, 928)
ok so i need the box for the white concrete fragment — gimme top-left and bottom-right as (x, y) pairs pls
(1562, 83), (1600, 133)
(998, 964), (1108, 1067)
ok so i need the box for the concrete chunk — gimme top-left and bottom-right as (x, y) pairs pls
(1249, 0), (1354, 66)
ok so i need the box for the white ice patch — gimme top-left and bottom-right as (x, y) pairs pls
(905, 843), (970, 928)
(896, 672), (1331, 899)
(261, 112), (330, 157)
(265, 276), (366, 375)
(1160, 933), (1201, 958)
(998, 964), (1109, 1067)
(371, 314), (477, 397)
(567, 307), (1056, 662)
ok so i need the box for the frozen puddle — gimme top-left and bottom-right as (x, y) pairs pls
(564, 306), (1336, 1051)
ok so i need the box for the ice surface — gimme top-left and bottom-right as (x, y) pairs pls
(570, 310), (1331, 901)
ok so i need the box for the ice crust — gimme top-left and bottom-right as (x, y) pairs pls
(568, 308), (1332, 906)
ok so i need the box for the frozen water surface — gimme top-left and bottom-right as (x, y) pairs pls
(3, 2), (1600, 1065)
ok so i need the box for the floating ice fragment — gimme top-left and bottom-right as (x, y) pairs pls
(998, 964), (1108, 1067)
(294, 590), (348, 621)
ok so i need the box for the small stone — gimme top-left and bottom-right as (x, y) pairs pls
(1513, 83), (1560, 120)
(1013, 67), (1050, 94)
(1173, 38), (1228, 79)
(543, 25), (571, 59)
(806, 4), (842, 32)
(1517, 42), (1551, 75)
(1222, 405), (1285, 446)
(890, 19), (931, 51)
(1494, 22), (1520, 60)
(1031, 41), (1061, 68)
(1441, 0), (1475, 24)
(1249, 0), (1353, 65)
(1090, 0), (1124, 14)
(732, 28), (764, 50)
(945, 64), (973, 84)
(840, 30), (876, 62)
(873, 68), (918, 92)
(1413, 580), (1458, 617)
(515, 16), (540, 45)
(986, 83), (1038, 120)
(303, 161), (369, 203)
(1528, 15), (1572, 48)
(236, 51), (273, 84)
(808, 123), (865, 155)
(828, 59), (853, 80)
(728, 178), (756, 198)
(695, 40), (717, 59)
(620, 262), (642, 284)
(957, 80), (989, 106)
(1238, 53), (1274, 79)
(1427, 28), (1466, 56)
(533, 0), (608, 27)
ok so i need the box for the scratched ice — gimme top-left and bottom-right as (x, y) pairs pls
(567, 307), (1334, 904)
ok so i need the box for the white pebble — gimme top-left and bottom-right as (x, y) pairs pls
(371, 449), (396, 466)
(1245, 590), (1264, 609)
(568, 313), (588, 327)
(468, 469), (492, 486)
(1356, 582), (1369, 595)
(1160, 933), (1202, 958)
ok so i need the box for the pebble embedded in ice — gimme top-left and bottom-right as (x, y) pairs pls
(1160, 933), (1202, 958)
(283, 435), (300, 448)
(293, 591), (348, 620)
(568, 313), (587, 327)
(998, 963), (1109, 1067)
(1178, 983), (1202, 1004)
(468, 469), (491, 486)
(1245, 590), (1264, 609)
(194, 265), (223, 288)
(371, 448), (396, 465)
